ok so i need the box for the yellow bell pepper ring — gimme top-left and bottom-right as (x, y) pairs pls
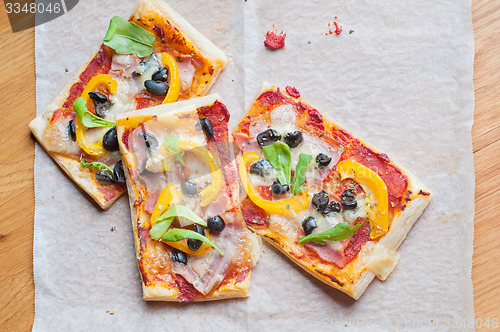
(158, 140), (222, 207)
(74, 74), (118, 156)
(239, 151), (310, 215)
(336, 160), (389, 239)
(150, 184), (180, 226)
(160, 52), (180, 104)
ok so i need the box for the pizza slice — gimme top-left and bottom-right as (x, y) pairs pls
(29, 0), (227, 209)
(116, 94), (261, 301)
(232, 83), (432, 299)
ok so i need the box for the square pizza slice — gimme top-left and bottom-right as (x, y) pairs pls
(232, 83), (432, 299)
(30, 0), (227, 209)
(116, 94), (261, 301)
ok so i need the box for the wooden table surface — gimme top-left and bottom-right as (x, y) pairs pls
(0, 1), (498, 330)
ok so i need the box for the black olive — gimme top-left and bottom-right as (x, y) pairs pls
(316, 153), (332, 168)
(68, 119), (76, 141)
(311, 190), (329, 211)
(187, 224), (204, 251)
(95, 169), (115, 184)
(196, 118), (214, 140)
(302, 216), (317, 236)
(152, 67), (168, 82)
(181, 181), (197, 196)
(249, 159), (273, 177)
(341, 189), (357, 210)
(271, 180), (289, 196)
(322, 200), (341, 215)
(102, 127), (119, 151)
(138, 132), (158, 150)
(171, 250), (187, 265)
(113, 160), (126, 184)
(88, 91), (112, 118)
(284, 131), (303, 148)
(207, 215), (225, 232)
(144, 80), (169, 96)
(256, 129), (281, 147)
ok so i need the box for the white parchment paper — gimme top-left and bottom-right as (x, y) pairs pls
(34, 0), (475, 331)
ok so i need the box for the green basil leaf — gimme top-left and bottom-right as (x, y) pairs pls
(291, 153), (312, 195)
(163, 133), (185, 166)
(103, 16), (155, 57)
(156, 205), (207, 227)
(162, 229), (224, 256)
(299, 222), (363, 245)
(80, 157), (113, 173)
(262, 141), (291, 185)
(73, 97), (116, 128)
(149, 217), (174, 240)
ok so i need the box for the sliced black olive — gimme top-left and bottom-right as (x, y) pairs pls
(311, 190), (329, 211)
(88, 91), (112, 118)
(68, 119), (76, 141)
(316, 153), (332, 168)
(302, 216), (317, 236)
(271, 180), (290, 196)
(144, 80), (169, 96)
(95, 169), (115, 184)
(284, 131), (303, 148)
(256, 129), (281, 147)
(113, 160), (126, 184)
(249, 159), (273, 177)
(322, 200), (341, 215)
(102, 127), (119, 151)
(341, 189), (357, 210)
(181, 181), (197, 196)
(138, 132), (158, 150)
(171, 250), (187, 265)
(196, 118), (214, 140)
(207, 215), (225, 232)
(152, 67), (168, 82)
(187, 224), (204, 251)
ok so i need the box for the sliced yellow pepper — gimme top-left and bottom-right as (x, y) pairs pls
(164, 232), (214, 256)
(150, 184), (214, 255)
(157, 140), (222, 207)
(337, 160), (389, 239)
(74, 74), (118, 156)
(239, 151), (310, 215)
(160, 52), (180, 104)
(150, 184), (180, 226)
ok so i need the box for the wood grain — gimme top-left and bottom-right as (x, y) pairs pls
(0, 0), (498, 330)
(471, 0), (500, 327)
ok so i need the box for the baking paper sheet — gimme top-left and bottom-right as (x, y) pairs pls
(33, 0), (475, 330)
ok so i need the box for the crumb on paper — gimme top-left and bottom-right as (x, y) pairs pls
(349, 29), (354, 34)
(106, 310), (115, 315)
(65, 68), (69, 72)
(111, 226), (116, 232)
(325, 21), (342, 36)
(264, 25), (286, 49)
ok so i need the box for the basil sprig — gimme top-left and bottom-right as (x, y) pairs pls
(80, 157), (113, 173)
(73, 97), (116, 128)
(262, 141), (291, 185)
(103, 16), (155, 57)
(290, 153), (312, 195)
(156, 205), (207, 227)
(149, 205), (223, 256)
(299, 222), (362, 245)
(163, 133), (185, 166)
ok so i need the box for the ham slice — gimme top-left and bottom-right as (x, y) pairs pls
(171, 211), (247, 295)
(306, 239), (350, 269)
